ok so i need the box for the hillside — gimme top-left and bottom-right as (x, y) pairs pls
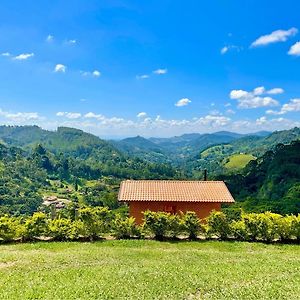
(221, 141), (300, 214)
(0, 130), (180, 215)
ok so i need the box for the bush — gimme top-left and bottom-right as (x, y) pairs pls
(112, 215), (141, 239)
(79, 207), (112, 240)
(48, 218), (83, 241)
(291, 215), (300, 240)
(230, 220), (249, 241)
(168, 214), (184, 238)
(24, 212), (48, 241)
(206, 211), (230, 239)
(242, 213), (261, 241)
(143, 211), (172, 240)
(256, 212), (281, 242)
(0, 216), (22, 242)
(182, 211), (202, 239)
(274, 215), (294, 242)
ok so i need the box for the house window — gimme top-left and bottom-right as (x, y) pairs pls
(164, 205), (176, 214)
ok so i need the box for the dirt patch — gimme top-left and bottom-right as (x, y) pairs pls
(0, 262), (15, 269)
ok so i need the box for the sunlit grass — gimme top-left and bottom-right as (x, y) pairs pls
(0, 240), (299, 299)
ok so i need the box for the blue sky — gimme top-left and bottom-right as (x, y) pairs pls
(0, 0), (300, 137)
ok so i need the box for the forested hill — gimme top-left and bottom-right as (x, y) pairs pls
(0, 126), (117, 158)
(221, 141), (300, 214)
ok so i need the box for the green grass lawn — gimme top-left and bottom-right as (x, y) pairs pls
(224, 153), (256, 170)
(0, 240), (299, 299)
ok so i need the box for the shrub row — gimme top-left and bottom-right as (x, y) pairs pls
(0, 209), (299, 243)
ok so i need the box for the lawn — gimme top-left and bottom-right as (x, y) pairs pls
(224, 153), (256, 170)
(0, 240), (299, 299)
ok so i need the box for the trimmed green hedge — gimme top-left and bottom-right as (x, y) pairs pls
(0, 209), (299, 243)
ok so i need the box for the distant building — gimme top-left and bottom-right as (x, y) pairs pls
(42, 195), (71, 209)
(118, 180), (235, 224)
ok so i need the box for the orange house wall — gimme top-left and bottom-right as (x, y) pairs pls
(128, 201), (222, 224)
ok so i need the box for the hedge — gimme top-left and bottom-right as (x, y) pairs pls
(0, 208), (299, 243)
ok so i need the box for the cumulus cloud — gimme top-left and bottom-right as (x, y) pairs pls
(137, 112), (147, 118)
(56, 112), (81, 119)
(251, 27), (298, 47)
(267, 88), (284, 95)
(153, 68), (167, 75)
(266, 98), (300, 115)
(92, 70), (101, 77)
(13, 53), (34, 60)
(175, 98), (191, 107)
(230, 86), (280, 108)
(54, 64), (66, 73)
(84, 112), (105, 120)
(288, 41), (300, 56)
(220, 46), (229, 54)
(0, 108), (41, 122)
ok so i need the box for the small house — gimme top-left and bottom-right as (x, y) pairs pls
(118, 180), (235, 224)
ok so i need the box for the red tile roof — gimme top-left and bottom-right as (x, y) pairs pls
(118, 180), (235, 203)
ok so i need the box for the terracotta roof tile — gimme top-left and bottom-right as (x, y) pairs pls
(118, 180), (235, 203)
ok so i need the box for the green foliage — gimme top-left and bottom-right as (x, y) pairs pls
(0, 216), (22, 242)
(291, 215), (300, 240)
(143, 211), (172, 240)
(24, 212), (48, 240)
(78, 207), (112, 240)
(230, 220), (249, 241)
(206, 211), (231, 239)
(182, 211), (202, 239)
(48, 218), (83, 241)
(112, 215), (141, 239)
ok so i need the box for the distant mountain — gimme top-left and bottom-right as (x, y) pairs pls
(114, 132), (242, 164)
(111, 136), (169, 163)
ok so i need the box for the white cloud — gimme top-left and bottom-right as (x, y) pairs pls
(54, 64), (66, 73)
(67, 39), (77, 45)
(281, 98), (300, 113)
(13, 53), (34, 60)
(251, 27), (298, 47)
(230, 87), (280, 108)
(266, 98), (300, 115)
(136, 74), (149, 80)
(253, 86), (265, 95)
(288, 41), (300, 56)
(81, 70), (101, 77)
(220, 45), (242, 55)
(220, 46), (229, 54)
(56, 112), (81, 119)
(267, 88), (284, 95)
(226, 109), (235, 114)
(137, 112), (147, 118)
(1, 52), (11, 57)
(46, 35), (54, 42)
(0, 109), (41, 122)
(84, 112), (105, 120)
(92, 70), (101, 77)
(153, 68), (167, 75)
(175, 98), (191, 107)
